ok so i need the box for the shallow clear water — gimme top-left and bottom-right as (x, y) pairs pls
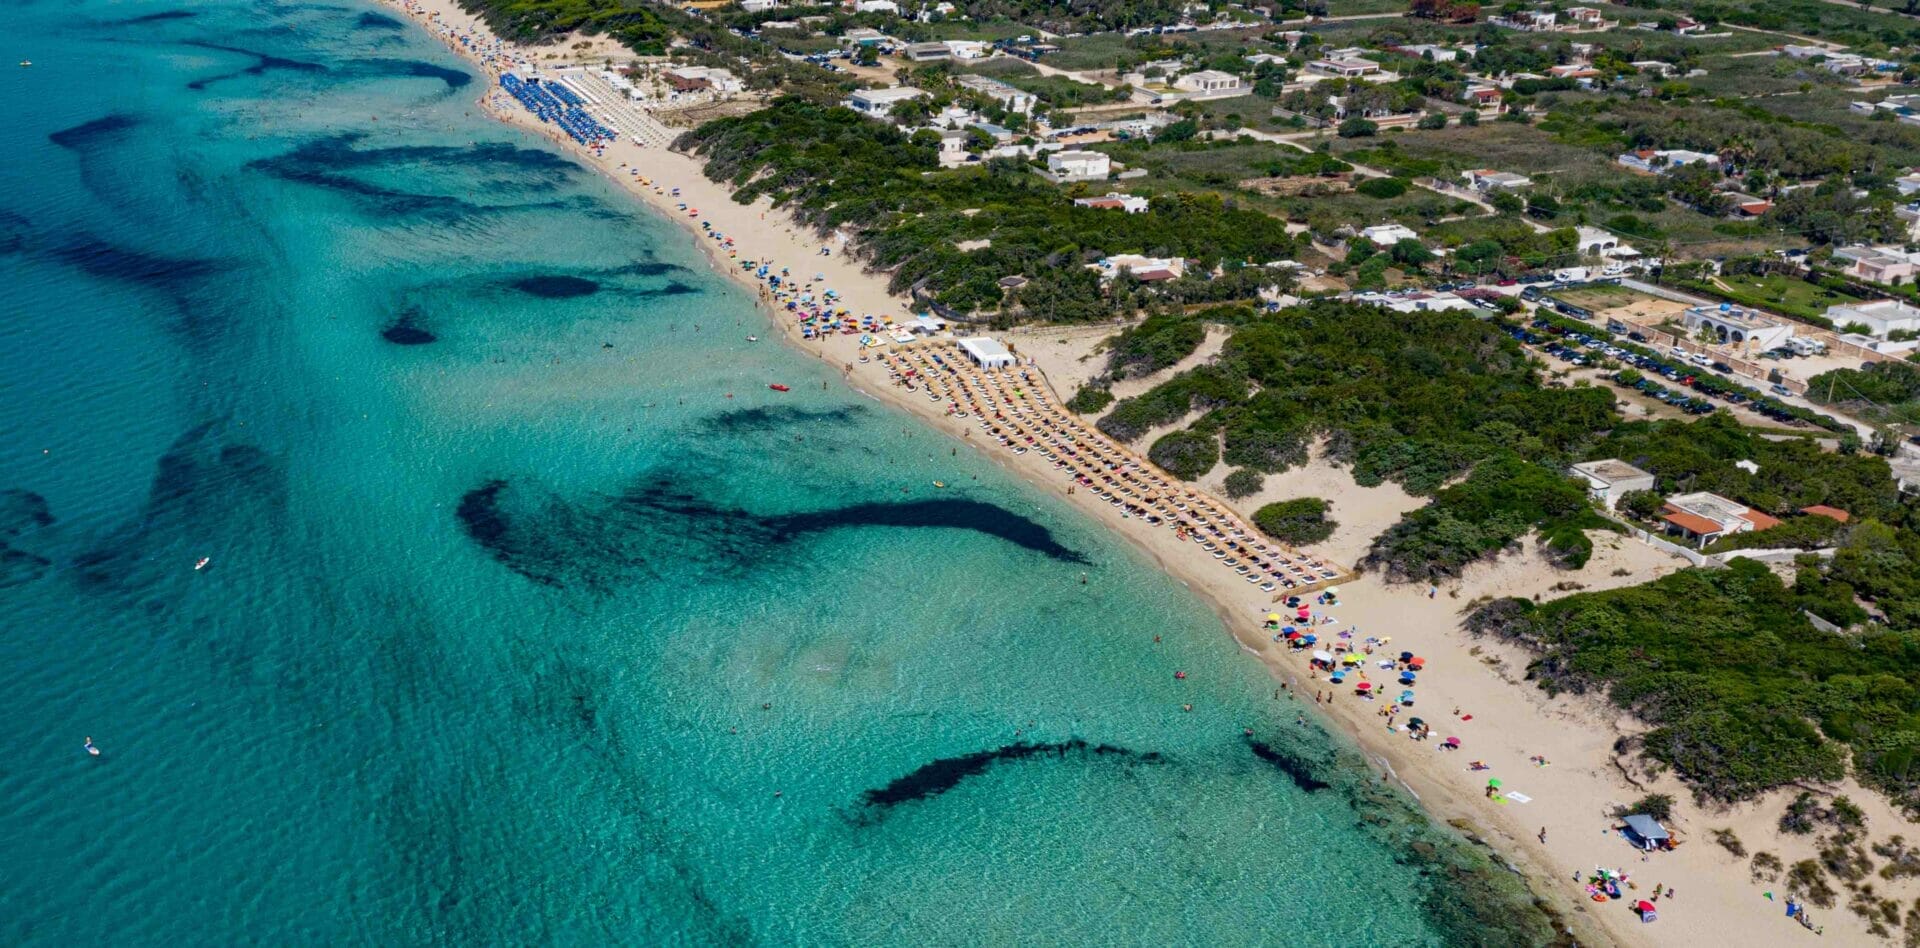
(0, 3), (1552, 944)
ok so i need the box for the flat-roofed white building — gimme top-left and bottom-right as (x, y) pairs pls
(1462, 169), (1533, 192)
(957, 74), (1037, 115)
(1307, 57), (1382, 78)
(1047, 149), (1111, 181)
(1660, 491), (1781, 547)
(1172, 69), (1244, 97)
(1358, 223), (1419, 246)
(1826, 298), (1920, 337)
(844, 85), (927, 118)
(1570, 458), (1656, 509)
(958, 336), (1016, 369)
(1682, 304), (1796, 351)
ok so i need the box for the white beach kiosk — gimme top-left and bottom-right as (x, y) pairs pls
(958, 336), (1016, 369)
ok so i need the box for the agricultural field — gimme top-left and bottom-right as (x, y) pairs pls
(1333, 122), (1617, 182)
(1320, 0), (1412, 15)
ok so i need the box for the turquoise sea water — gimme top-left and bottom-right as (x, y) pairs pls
(0, 3), (1554, 944)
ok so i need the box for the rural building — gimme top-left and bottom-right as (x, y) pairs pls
(1570, 459), (1656, 509)
(1617, 149), (1721, 174)
(1171, 69), (1244, 98)
(1307, 57), (1382, 78)
(844, 86), (927, 118)
(957, 74), (1037, 114)
(1358, 223), (1419, 246)
(1659, 492), (1782, 547)
(1831, 245), (1920, 284)
(1092, 254), (1185, 282)
(1681, 304), (1796, 351)
(904, 41), (952, 62)
(1047, 150), (1111, 181)
(1824, 299), (1920, 337)
(1461, 169), (1532, 192)
(1074, 192), (1150, 213)
(1349, 291), (1478, 313)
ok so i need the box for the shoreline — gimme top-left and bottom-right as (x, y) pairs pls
(371, 3), (1907, 944)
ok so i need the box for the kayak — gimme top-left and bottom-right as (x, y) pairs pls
(769, 384), (790, 392)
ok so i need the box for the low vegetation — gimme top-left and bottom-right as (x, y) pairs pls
(678, 99), (1301, 317)
(1253, 496), (1335, 545)
(1468, 560), (1920, 808)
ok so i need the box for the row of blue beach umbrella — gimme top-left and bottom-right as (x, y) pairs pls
(499, 74), (614, 147)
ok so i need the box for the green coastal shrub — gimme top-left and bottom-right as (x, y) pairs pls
(1355, 176), (1409, 199)
(1066, 385), (1115, 415)
(1149, 428), (1219, 480)
(1253, 497), (1336, 545)
(1222, 468), (1264, 499)
(1106, 313), (1206, 379)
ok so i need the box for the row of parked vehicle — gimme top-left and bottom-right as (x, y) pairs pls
(1510, 317), (1832, 423)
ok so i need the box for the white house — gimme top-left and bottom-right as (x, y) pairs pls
(1461, 169), (1532, 192)
(840, 27), (889, 46)
(1660, 492), (1782, 547)
(1307, 58), (1382, 78)
(844, 86), (927, 118)
(1576, 225), (1637, 259)
(1091, 254), (1185, 282)
(1074, 192), (1150, 213)
(853, 0), (899, 12)
(957, 74), (1037, 115)
(1395, 43), (1461, 62)
(1825, 299), (1920, 337)
(1570, 459), (1656, 509)
(1682, 304), (1796, 351)
(1171, 69), (1244, 98)
(1047, 149), (1111, 182)
(1617, 149), (1721, 174)
(944, 39), (989, 59)
(1357, 223), (1419, 246)
(1350, 291), (1478, 313)
(739, 0), (778, 12)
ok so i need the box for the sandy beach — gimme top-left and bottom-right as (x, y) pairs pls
(377, 2), (1914, 942)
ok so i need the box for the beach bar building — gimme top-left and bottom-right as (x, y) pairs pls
(958, 336), (1016, 369)
(1570, 459), (1655, 509)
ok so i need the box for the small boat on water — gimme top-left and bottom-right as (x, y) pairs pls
(768, 383), (790, 392)
(932, 481), (946, 488)
(19, 61), (31, 68)
(746, 335), (758, 342)
(84, 737), (99, 757)
(193, 557), (211, 571)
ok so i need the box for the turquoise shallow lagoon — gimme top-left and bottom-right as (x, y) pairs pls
(0, 3), (1553, 943)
